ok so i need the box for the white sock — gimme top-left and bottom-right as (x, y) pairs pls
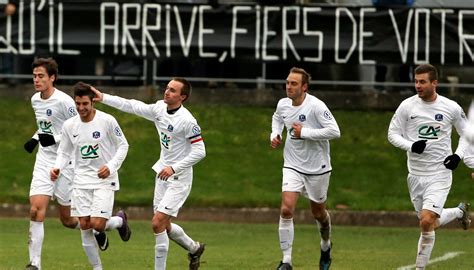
(155, 231), (169, 270)
(279, 217), (294, 265)
(416, 231), (435, 269)
(316, 210), (332, 251)
(168, 223), (198, 253)
(81, 229), (102, 270)
(438, 208), (461, 227)
(28, 221), (44, 269)
(104, 216), (123, 231)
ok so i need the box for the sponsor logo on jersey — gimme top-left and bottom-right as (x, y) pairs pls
(435, 114), (443, 121)
(160, 132), (171, 149)
(39, 121), (53, 134)
(114, 126), (122, 136)
(93, 131), (101, 139)
(167, 124), (174, 132)
(418, 125), (440, 140)
(46, 109), (52, 116)
(299, 114), (306, 122)
(80, 144), (99, 159)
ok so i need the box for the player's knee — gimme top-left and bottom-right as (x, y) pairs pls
(280, 207), (294, 219)
(151, 218), (168, 233)
(419, 216), (435, 231)
(312, 209), (328, 221)
(89, 219), (106, 232)
(60, 215), (78, 229)
(29, 206), (44, 221)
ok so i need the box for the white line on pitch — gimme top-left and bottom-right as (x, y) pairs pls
(396, 251), (464, 270)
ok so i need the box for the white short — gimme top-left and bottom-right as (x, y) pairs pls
(71, 188), (115, 219)
(29, 161), (73, 206)
(282, 168), (331, 203)
(153, 171), (192, 217)
(407, 172), (452, 217)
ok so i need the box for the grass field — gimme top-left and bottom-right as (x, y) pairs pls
(1, 218), (473, 269)
(1, 97), (474, 211)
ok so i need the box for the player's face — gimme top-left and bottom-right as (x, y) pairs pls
(75, 95), (95, 121)
(32, 66), (55, 93)
(164, 80), (186, 108)
(414, 73), (437, 102)
(286, 72), (307, 101)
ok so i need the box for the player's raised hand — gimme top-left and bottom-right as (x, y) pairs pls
(50, 168), (60, 181)
(90, 86), (104, 102)
(98, 165), (110, 179)
(271, 134), (282, 149)
(463, 100), (474, 143)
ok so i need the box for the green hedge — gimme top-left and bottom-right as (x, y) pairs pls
(2, 97), (472, 210)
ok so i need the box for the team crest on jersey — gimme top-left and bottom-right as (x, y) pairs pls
(93, 131), (101, 139)
(299, 114), (306, 122)
(167, 125), (174, 132)
(114, 126), (122, 136)
(435, 114), (443, 121)
(68, 107), (76, 116)
(46, 109), (52, 116)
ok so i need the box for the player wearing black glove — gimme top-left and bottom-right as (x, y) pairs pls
(38, 133), (56, 147)
(24, 138), (39, 153)
(444, 154), (461, 170)
(411, 139), (427, 154)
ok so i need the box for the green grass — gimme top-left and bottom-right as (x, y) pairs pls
(1, 97), (473, 210)
(1, 218), (474, 269)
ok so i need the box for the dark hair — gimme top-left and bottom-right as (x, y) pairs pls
(31, 57), (59, 85)
(73, 81), (95, 101)
(172, 77), (192, 102)
(289, 67), (311, 86)
(414, 64), (438, 82)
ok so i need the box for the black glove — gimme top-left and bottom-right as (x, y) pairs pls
(24, 138), (39, 153)
(411, 140), (427, 154)
(444, 154), (461, 170)
(38, 133), (56, 147)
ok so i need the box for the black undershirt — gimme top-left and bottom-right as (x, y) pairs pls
(167, 106), (181, 115)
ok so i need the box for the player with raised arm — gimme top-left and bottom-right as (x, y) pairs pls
(50, 82), (131, 270)
(388, 64), (470, 270)
(90, 77), (206, 270)
(271, 67), (340, 270)
(24, 58), (107, 270)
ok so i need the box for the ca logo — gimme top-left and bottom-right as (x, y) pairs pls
(80, 144), (99, 159)
(418, 126), (440, 140)
(160, 132), (171, 149)
(39, 121), (53, 134)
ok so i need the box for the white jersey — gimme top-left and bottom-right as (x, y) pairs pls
(31, 88), (77, 167)
(102, 94), (205, 182)
(388, 94), (468, 176)
(55, 110), (129, 190)
(271, 93), (340, 175)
